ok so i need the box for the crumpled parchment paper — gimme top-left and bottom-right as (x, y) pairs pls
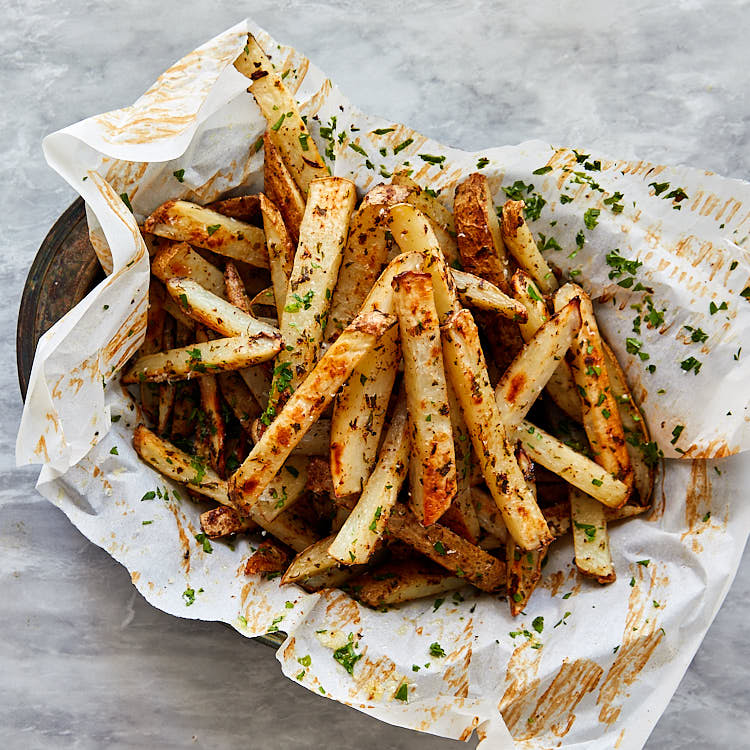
(16, 18), (750, 749)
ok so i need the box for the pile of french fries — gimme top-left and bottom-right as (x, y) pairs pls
(125, 33), (656, 617)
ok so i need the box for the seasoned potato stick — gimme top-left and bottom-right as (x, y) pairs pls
(506, 541), (547, 616)
(555, 284), (634, 498)
(144, 200), (267, 268)
(238, 366), (272, 411)
(510, 270), (582, 421)
(387, 203), (460, 321)
(471, 487), (508, 542)
(200, 506), (256, 538)
(570, 487), (616, 583)
(513, 420), (629, 507)
(139, 282), (166, 423)
(262, 133), (306, 244)
(386, 505), (505, 592)
(206, 194), (261, 223)
(254, 418), (330, 457)
(152, 242), (226, 297)
(245, 540), (291, 577)
(391, 170), (459, 265)
(251, 508), (320, 553)
(165, 277), (280, 341)
(301, 566), (364, 592)
(281, 535), (339, 584)
(194, 326), (226, 474)
(439, 382), (480, 543)
(158, 318), (176, 434)
(218, 372), (260, 434)
(259, 193), (294, 321)
(329, 397), (409, 564)
(494, 297), (581, 429)
(234, 35), (328, 194)
(268, 177), (356, 412)
(224, 261), (253, 312)
(349, 560), (465, 608)
(393, 271), (456, 525)
(123, 333), (281, 384)
(133, 425), (229, 505)
(324, 185), (403, 340)
(500, 199), (558, 294)
(329, 328), (399, 496)
(251, 456), (308, 522)
(451, 268), (528, 321)
(602, 341), (655, 506)
(454, 172), (510, 293)
(229, 310), (396, 512)
(441, 309), (551, 550)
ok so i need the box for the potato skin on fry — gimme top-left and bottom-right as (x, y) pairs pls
(200, 505), (255, 538)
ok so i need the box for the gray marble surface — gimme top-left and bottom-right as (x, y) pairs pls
(3, 1), (749, 748)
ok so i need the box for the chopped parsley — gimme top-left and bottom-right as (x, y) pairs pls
(429, 642), (446, 657)
(533, 166), (552, 175)
(573, 520), (597, 539)
(109, 446), (118, 455)
(194, 533), (213, 553)
(419, 153), (446, 166)
(433, 540), (447, 556)
(206, 224), (221, 236)
(285, 290), (315, 312)
(173, 169), (185, 182)
(532, 616), (544, 633)
(393, 138), (413, 155)
(680, 356), (702, 375)
(670, 425), (684, 445)
(476, 157), (489, 169)
(120, 193), (133, 212)
(332, 635), (362, 674)
(583, 208), (600, 229)
(394, 683), (408, 702)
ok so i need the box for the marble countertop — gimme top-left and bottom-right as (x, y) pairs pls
(3, 1), (748, 747)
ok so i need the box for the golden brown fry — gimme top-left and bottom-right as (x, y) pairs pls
(158, 317), (176, 434)
(200, 505), (256, 538)
(554, 284), (634, 499)
(218, 371), (260, 434)
(224, 261), (253, 313)
(207, 194), (261, 223)
(194, 326), (226, 475)
(328, 397), (409, 564)
(133, 425), (229, 505)
(139, 282), (166, 423)
(393, 271), (456, 525)
(281, 535), (338, 584)
(570, 486), (616, 583)
(349, 560), (465, 608)
(152, 242), (226, 297)
(259, 193), (295, 322)
(263, 133), (306, 244)
(234, 34), (328, 194)
(441, 309), (552, 550)
(506, 541), (547, 616)
(229, 310), (397, 513)
(245, 540), (291, 577)
(144, 200), (267, 268)
(451, 268), (528, 321)
(386, 505), (505, 592)
(122, 333), (281, 384)
(251, 457), (308, 522)
(454, 172), (510, 293)
(500, 199), (558, 294)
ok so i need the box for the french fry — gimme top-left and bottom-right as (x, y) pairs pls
(144, 200), (267, 268)
(218, 372), (260, 434)
(439, 382), (480, 543)
(234, 35), (328, 194)
(554, 284), (634, 498)
(251, 456), (309, 522)
(510, 270), (582, 422)
(324, 185), (402, 340)
(500, 199), (558, 294)
(165, 277), (280, 340)
(133, 425), (229, 505)
(268, 177), (357, 412)
(328, 397), (409, 564)
(494, 297), (581, 430)
(140, 231), (176, 258)
(471, 487), (508, 541)
(252, 417), (330, 457)
(506, 542), (547, 616)
(512, 420), (629, 507)
(393, 271), (457, 525)
(305, 456), (333, 495)
(163, 293), (197, 330)
(348, 560), (465, 607)
(329, 330), (400, 496)
(453, 172), (511, 293)
(152, 242), (226, 297)
(602, 341), (655, 506)
(245, 540), (291, 577)
(451, 268), (528, 321)
(259, 193), (294, 321)
(281, 535), (339, 584)
(200, 505), (256, 538)
(123, 333), (281, 384)
(385, 505), (505, 592)
(238, 366), (272, 411)
(207, 194), (261, 223)
(194, 326), (226, 474)
(229, 310), (397, 513)
(391, 170), (459, 265)
(570, 487), (616, 583)
(251, 508), (320, 553)
(224, 261), (253, 312)
(441, 309), (552, 550)
(262, 133), (306, 244)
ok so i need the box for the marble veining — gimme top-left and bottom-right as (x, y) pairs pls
(2, 1), (748, 748)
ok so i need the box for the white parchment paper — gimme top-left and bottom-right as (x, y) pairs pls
(16, 19), (750, 749)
